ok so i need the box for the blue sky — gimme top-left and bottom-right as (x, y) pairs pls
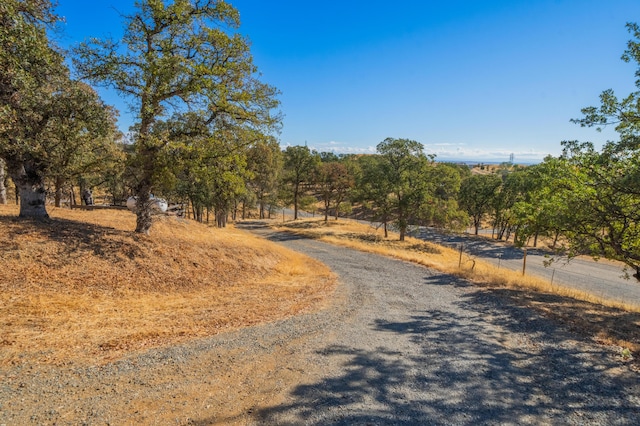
(55, 0), (640, 163)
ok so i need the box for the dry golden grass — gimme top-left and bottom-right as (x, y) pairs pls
(274, 218), (640, 365)
(0, 205), (336, 366)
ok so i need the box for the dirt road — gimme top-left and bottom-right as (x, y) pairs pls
(1, 224), (638, 424)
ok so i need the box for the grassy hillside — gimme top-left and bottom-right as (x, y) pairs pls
(0, 205), (336, 365)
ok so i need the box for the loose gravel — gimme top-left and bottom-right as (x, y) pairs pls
(1, 224), (639, 425)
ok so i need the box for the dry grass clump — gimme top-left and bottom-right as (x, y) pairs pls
(0, 205), (336, 366)
(274, 218), (640, 365)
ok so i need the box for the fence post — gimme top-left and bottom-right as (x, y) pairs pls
(458, 243), (463, 269)
(522, 247), (527, 276)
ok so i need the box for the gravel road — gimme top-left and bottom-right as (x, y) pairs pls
(250, 226), (640, 425)
(1, 223), (638, 425)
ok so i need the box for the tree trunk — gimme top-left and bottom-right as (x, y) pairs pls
(54, 176), (64, 207)
(398, 211), (406, 241)
(70, 185), (76, 207)
(552, 230), (560, 249)
(293, 181), (300, 220)
(7, 161), (49, 218)
(0, 158), (7, 205)
(324, 198), (329, 222)
(216, 209), (227, 228)
(134, 183), (153, 234)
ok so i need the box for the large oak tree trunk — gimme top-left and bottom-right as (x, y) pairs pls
(134, 182), (153, 235)
(7, 161), (48, 218)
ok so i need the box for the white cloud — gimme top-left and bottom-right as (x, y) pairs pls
(283, 140), (553, 163)
(305, 140), (377, 154)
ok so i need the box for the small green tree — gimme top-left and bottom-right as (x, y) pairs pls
(246, 136), (282, 219)
(353, 154), (394, 237)
(422, 162), (467, 230)
(490, 170), (527, 241)
(314, 161), (354, 221)
(459, 174), (502, 235)
(282, 145), (319, 219)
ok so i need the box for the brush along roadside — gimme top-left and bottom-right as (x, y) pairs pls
(271, 218), (640, 367)
(0, 205), (336, 366)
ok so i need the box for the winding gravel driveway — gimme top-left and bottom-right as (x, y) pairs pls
(248, 224), (639, 425)
(1, 223), (638, 425)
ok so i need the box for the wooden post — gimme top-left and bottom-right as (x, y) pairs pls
(522, 247), (527, 276)
(458, 244), (463, 269)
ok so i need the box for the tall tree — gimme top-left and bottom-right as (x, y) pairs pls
(282, 145), (319, 220)
(422, 162), (467, 230)
(44, 80), (122, 207)
(509, 157), (572, 248)
(490, 170), (526, 241)
(565, 22), (640, 280)
(376, 138), (432, 241)
(459, 174), (502, 235)
(74, 0), (280, 234)
(0, 0), (68, 217)
(556, 141), (640, 280)
(246, 135), (282, 219)
(353, 154), (395, 237)
(314, 161), (354, 222)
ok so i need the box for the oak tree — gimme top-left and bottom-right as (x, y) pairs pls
(74, 0), (280, 233)
(459, 174), (502, 235)
(282, 145), (319, 220)
(566, 22), (640, 280)
(0, 0), (65, 216)
(376, 138), (433, 241)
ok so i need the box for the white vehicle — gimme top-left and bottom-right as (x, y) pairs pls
(126, 195), (168, 213)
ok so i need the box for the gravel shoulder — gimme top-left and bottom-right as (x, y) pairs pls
(2, 223), (639, 425)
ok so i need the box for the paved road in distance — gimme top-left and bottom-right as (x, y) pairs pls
(415, 227), (640, 308)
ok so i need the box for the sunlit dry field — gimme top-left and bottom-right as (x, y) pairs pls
(0, 205), (336, 365)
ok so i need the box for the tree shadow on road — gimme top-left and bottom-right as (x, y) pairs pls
(250, 290), (639, 425)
